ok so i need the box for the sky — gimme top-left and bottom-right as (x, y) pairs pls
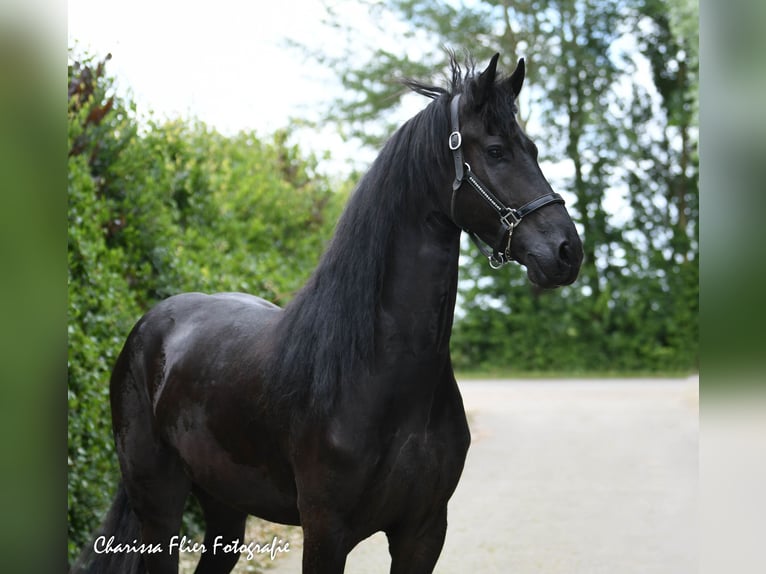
(69, 1), (338, 132)
(68, 0), (372, 173)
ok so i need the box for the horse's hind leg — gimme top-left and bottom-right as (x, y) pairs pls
(122, 446), (191, 574)
(112, 350), (191, 573)
(191, 487), (248, 574)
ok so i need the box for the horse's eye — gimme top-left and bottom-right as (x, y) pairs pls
(486, 146), (504, 160)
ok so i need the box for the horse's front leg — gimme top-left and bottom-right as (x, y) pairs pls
(299, 508), (351, 574)
(385, 506), (448, 574)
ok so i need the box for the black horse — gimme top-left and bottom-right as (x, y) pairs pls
(72, 53), (582, 574)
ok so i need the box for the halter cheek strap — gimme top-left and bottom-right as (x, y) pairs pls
(449, 95), (466, 193)
(448, 94), (565, 269)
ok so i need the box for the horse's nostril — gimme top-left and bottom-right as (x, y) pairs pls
(558, 241), (571, 264)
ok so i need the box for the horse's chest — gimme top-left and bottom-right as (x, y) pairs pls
(296, 381), (471, 530)
(386, 433), (449, 486)
(371, 423), (468, 516)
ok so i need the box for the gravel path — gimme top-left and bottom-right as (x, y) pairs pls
(265, 377), (698, 573)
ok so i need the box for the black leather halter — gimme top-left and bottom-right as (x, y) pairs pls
(448, 94), (565, 269)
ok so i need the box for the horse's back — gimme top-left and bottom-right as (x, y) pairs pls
(110, 291), (300, 524)
(140, 291), (278, 336)
(150, 291), (282, 321)
(126, 290), (280, 383)
(109, 292), (279, 421)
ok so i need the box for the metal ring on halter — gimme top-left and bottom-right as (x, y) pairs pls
(448, 131), (462, 151)
(488, 255), (504, 270)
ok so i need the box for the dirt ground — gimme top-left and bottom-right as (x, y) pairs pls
(219, 377), (699, 573)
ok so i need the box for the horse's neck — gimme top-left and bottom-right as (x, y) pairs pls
(375, 209), (461, 371)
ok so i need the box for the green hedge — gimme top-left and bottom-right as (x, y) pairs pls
(67, 53), (345, 565)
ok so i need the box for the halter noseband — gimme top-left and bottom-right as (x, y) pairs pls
(448, 94), (565, 269)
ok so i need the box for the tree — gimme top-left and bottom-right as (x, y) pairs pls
(624, 0), (699, 369)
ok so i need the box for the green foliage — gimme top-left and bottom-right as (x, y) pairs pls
(67, 53), (344, 565)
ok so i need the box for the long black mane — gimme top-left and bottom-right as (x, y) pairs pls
(265, 56), (506, 415)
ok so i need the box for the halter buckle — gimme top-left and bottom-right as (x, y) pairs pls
(500, 208), (522, 230)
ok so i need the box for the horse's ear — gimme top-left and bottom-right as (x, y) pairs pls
(503, 57), (526, 98)
(474, 52), (500, 107)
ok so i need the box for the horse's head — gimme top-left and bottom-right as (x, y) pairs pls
(447, 54), (582, 288)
